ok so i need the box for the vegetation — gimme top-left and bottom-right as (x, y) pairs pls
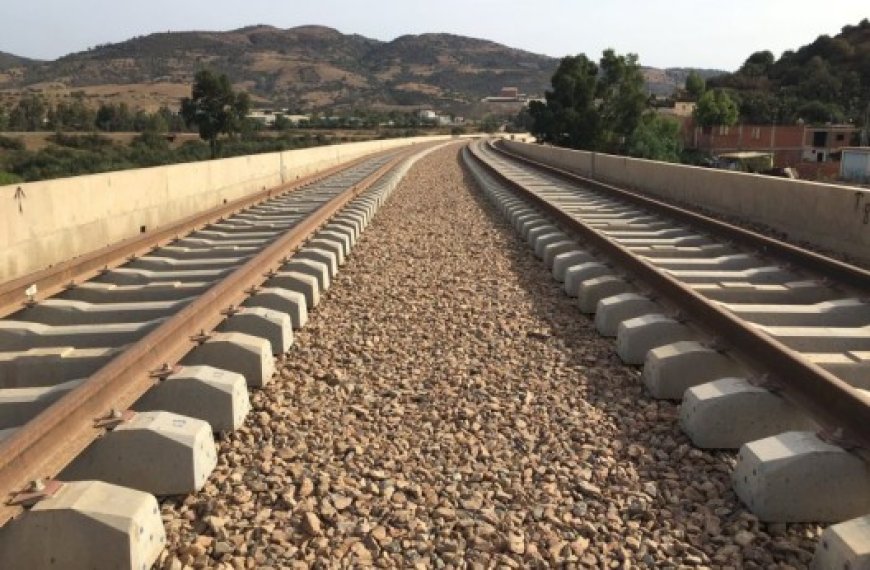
(528, 50), (655, 156)
(709, 18), (870, 125)
(0, 171), (22, 184)
(693, 89), (739, 127)
(684, 71), (706, 100)
(1, 94), (186, 134)
(627, 114), (682, 162)
(0, 131), (364, 183)
(180, 70), (251, 157)
(0, 26), (557, 112)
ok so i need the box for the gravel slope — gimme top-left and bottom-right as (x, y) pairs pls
(157, 145), (821, 569)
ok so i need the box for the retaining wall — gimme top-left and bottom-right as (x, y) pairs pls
(0, 136), (454, 281)
(501, 141), (870, 265)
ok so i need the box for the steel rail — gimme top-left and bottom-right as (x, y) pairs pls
(0, 145), (421, 526)
(491, 140), (870, 290)
(0, 150), (395, 320)
(466, 142), (870, 452)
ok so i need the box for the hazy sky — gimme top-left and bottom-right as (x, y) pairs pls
(1, 0), (867, 70)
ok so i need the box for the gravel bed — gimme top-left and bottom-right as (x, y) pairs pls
(156, 145), (822, 569)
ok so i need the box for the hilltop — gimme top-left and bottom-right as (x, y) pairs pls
(0, 26), (725, 114)
(708, 18), (870, 123)
(0, 26), (553, 113)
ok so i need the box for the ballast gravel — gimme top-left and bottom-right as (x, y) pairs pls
(156, 145), (822, 569)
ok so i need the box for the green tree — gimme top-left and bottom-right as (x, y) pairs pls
(156, 106), (186, 132)
(627, 113), (682, 162)
(597, 49), (648, 152)
(480, 115), (500, 134)
(529, 50), (649, 152)
(529, 54), (601, 149)
(180, 70), (251, 158)
(685, 71), (706, 100)
(739, 51), (775, 77)
(48, 97), (96, 131)
(796, 100), (845, 124)
(8, 96), (47, 131)
(694, 89), (739, 127)
(95, 103), (134, 132)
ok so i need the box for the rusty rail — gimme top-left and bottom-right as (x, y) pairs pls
(0, 146), (421, 526)
(492, 140), (870, 290)
(0, 150), (396, 320)
(467, 141), (870, 451)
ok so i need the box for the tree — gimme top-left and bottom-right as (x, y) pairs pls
(694, 89), (739, 127)
(180, 70), (251, 158)
(529, 50), (648, 152)
(739, 51), (775, 77)
(597, 49), (648, 152)
(685, 71), (706, 100)
(480, 115), (501, 134)
(796, 100), (845, 124)
(627, 113), (682, 162)
(8, 96), (47, 131)
(95, 103), (134, 132)
(529, 54), (601, 149)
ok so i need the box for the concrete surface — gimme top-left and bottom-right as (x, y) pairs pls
(813, 515), (870, 570)
(61, 411), (217, 496)
(501, 141), (870, 265)
(134, 365), (251, 432)
(680, 378), (817, 449)
(1, 136), (460, 282)
(0, 480), (165, 570)
(733, 431), (870, 522)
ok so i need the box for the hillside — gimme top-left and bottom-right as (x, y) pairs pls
(0, 26), (555, 113)
(0, 51), (37, 70)
(708, 18), (870, 123)
(0, 26), (725, 114)
(643, 67), (725, 96)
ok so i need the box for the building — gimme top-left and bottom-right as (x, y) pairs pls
(840, 148), (870, 183)
(657, 101), (696, 118)
(688, 122), (862, 179)
(247, 110), (279, 126)
(482, 86), (532, 104)
(246, 110), (310, 127)
(803, 125), (861, 162)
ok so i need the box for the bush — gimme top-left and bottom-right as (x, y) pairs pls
(0, 135), (25, 151)
(0, 171), (23, 185)
(48, 132), (114, 150)
(1, 132), (375, 182)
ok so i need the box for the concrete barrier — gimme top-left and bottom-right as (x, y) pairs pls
(0, 136), (459, 282)
(500, 141), (870, 265)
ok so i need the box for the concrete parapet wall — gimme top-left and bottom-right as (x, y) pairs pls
(0, 136), (455, 282)
(501, 141), (870, 265)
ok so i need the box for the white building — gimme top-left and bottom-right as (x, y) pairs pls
(247, 110), (278, 126)
(840, 147), (870, 183)
(247, 110), (310, 127)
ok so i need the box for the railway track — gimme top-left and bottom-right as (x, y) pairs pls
(1, 137), (867, 567)
(463, 139), (870, 567)
(0, 141), (448, 569)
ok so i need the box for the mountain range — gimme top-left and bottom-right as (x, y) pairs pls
(0, 26), (724, 114)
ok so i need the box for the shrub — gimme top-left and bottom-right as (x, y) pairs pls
(0, 171), (23, 185)
(0, 135), (25, 151)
